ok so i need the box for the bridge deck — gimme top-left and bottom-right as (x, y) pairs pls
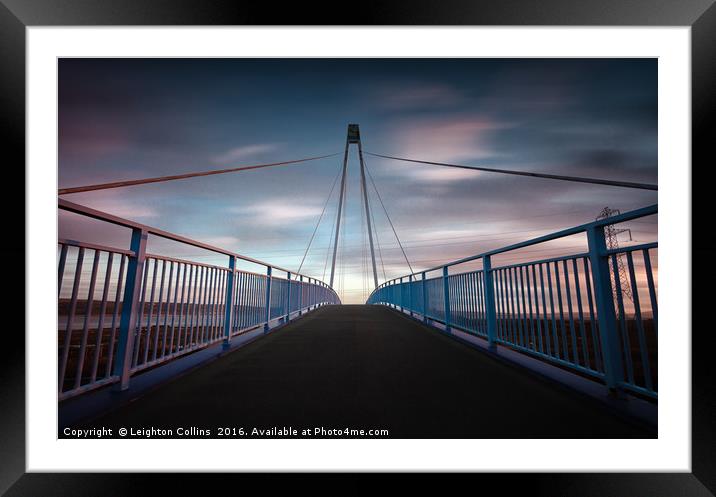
(77, 305), (654, 438)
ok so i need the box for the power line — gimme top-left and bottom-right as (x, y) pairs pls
(366, 152), (658, 191)
(58, 152), (341, 195)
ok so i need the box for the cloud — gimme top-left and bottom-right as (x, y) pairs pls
(228, 201), (322, 226)
(202, 236), (242, 248)
(212, 143), (281, 164)
(376, 116), (511, 183)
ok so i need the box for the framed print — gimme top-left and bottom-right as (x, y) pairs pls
(2, 0), (714, 494)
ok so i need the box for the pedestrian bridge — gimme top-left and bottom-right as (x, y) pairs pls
(57, 124), (657, 437)
(57, 199), (657, 437)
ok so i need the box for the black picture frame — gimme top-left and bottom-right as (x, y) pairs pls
(2, 0), (713, 494)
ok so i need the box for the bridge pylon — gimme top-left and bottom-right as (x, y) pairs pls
(329, 124), (379, 290)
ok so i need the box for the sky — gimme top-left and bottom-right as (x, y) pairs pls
(58, 58), (658, 304)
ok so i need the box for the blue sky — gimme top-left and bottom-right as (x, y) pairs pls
(58, 58), (658, 303)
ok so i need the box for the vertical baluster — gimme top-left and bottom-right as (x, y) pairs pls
(142, 258), (159, 364)
(546, 263), (560, 358)
(264, 267), (273, 332)
(169, 263), (185, 356)
(572, 258), (589, 369)
(286, 272), (291, 322)
(90, 252), (114, 383)
(222, 255), (236, 349)
(538, 263), (551, 356)
(518, 266), (529, 348)
(531, 264), (544, 354)
(483, 256), (497, 349)
(152, 259), (166, 361)
(626, 251), (653, 391)
(507, 268), (518, 345)
(160, 261), (175, 360)
(583, 258), (602, 372)
(562, 259), (578, 366)
(59, 247), (84, 392)
(131, 256), (149, 368)
(178, 264), (191, 352)
(442, 267), (451, 332)
(190, 265), (204, 348)
(554, 262), (568, 360)
(421, 272), (427, 323)
(476, 271), (485, 336)
(105, 254), (126, 378)
(643, 249), (658, 332)
(57, 244), (69, 296)
(524, 266), (535, 350)
(186, 265), (199, 349)
(612, 254), (634, 384)
(215, 268), (223, 339)
(235, 272), (244, 331)
(197, 265), (209, 344)
(298, 275), (304, 315)
(74, 250), (100, 389)
(497, 268), (507, 341)
(501, 268), (510, 341)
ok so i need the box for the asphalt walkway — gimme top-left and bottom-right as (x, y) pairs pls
(79, 305), (654, 438)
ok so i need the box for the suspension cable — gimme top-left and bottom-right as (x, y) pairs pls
(58, 152), (341, 195)
(322, 213), (336, 282)
(369, 195), (388, 282)
(366, 152), (657, 191)
(363, 161), (414, 274)
(296, 164), (343, 274)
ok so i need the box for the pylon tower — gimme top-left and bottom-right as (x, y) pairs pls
(596, 207), (633, 314)
(329, 124), (379, 290)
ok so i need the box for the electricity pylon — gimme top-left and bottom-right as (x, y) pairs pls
(596, 207), (633, 313)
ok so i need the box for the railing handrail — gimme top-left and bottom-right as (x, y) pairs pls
(59, 198), (330, 287)
(372, 203), (658, 290)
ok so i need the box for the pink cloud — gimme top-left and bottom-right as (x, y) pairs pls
(379, 116), (510, 183)
(228, 201), (322, 227)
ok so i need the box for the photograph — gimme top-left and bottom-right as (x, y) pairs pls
(56, 57), (658, 440)
(2, 0), (709, 489)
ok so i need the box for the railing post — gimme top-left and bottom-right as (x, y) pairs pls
(286, 272), (291, 322)
(408, 274), (413, 317)
(264, 266), (272, 332)
(222, 255), (236, 350)
(587, 226), (624, 392)
(298, 275), (303, 315)
(399, 277), (404, 311)
(112, 228), (148, 391)
(307, 277), (312, 310)
(443, 266), (451, 333)
(483, 255), (498, 350)
(422, 272), (427, 323)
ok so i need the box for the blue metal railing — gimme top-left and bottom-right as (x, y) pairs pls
(58, 199), (340, 401)
(367, 204), (658, 399)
